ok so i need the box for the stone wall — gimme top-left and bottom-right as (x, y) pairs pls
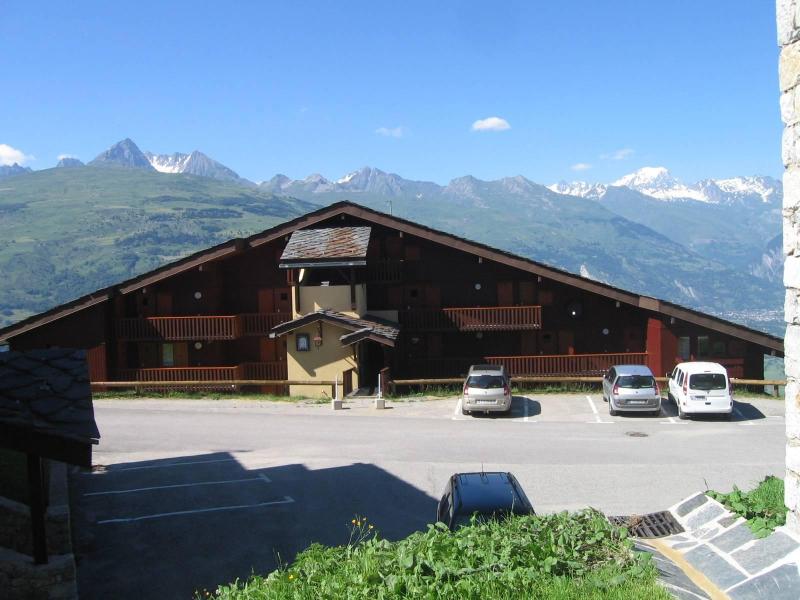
(780, 0), (800, 534)
(0, 461), (78, 599)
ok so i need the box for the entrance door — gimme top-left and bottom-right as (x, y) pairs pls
(358, 341), (385, 390)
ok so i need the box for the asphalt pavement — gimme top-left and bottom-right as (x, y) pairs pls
(70, 394), (785, 598)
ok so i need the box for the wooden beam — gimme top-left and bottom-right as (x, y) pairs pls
(0, 423), (93, 467)
(27, 454), (48, 565)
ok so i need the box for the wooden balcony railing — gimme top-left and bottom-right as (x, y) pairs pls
(240, 313), (292, 336)
(115, 365), (241, 382)
(114, 362), (287, 385)
(403, 352), (648, 378)
(399, 305), (542, 332)
(116, 313), (291, 341)
(486, 352), (649, 377)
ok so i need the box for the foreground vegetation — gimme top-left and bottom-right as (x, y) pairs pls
(707, 476), (786, 538)
(203, 510), (670, 599)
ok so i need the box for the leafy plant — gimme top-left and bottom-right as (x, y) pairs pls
(202, 510), (670, 599)
(707, 476), (786, 538)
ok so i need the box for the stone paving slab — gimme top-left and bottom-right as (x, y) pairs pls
(727, 563), (800, 600)
(709, 523), (755, 553)
(683, 544), (748, 589)
(731, 532), (800, 575)
(661, 492), (800, 599)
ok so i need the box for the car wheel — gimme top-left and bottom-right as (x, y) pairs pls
(652, 409), (661, 417)
(678, 404), (687, 420)
(462, 407), (470, 416)
(609, 404), (617, 417)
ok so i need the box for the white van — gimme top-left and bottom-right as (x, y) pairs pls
(667, 361), (733, 419)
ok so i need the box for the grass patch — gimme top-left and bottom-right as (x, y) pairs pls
(707, 476), (786, 538)
(202, 510), (669, 600)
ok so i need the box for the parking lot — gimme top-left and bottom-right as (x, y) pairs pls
(71, 393), (785, 599)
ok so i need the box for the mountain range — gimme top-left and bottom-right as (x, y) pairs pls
(0, 138), (785, 335)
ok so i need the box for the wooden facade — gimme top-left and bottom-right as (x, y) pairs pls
(0, 202), (782, 389)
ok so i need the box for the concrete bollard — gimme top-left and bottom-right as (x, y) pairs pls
(374, 398), (385, 410)
(332, 398), (343, 410)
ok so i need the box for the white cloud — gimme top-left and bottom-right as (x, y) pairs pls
(600, 148), (634, 160)
(57, 153), (77, 160)
(471, 117), (511, 132)
(0, 144), (33, 166)
(571, 163), (592, 171)
(375, 126), (405, 138)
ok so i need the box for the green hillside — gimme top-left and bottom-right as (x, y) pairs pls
(0, 166), (314, 325)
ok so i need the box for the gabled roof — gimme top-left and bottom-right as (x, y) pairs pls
(0, 200), (783, 354)
(279, 227), (371, 268)
(270, 309), (399, 347)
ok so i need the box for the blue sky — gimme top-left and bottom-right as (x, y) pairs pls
(0, 1), (782, 184)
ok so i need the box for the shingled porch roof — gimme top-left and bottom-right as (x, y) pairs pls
(270, 309), (399, 347)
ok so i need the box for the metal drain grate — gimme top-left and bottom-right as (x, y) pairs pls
(608, 511), (684, 538)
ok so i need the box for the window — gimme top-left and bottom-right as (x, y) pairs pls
(466, 375), (505, 389)
(697, 336), (710, 357)
(616, 375), (655, 389)
(296, 333), (310, 352)
(677, 336), (690, 359)
(689, 373), (727, 391)
(162, 343), (175, 367)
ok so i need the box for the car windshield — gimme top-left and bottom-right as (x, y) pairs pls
(616, 375), (654, 389)
(467, 375), (505, 389)
(689, 373), (727, 391)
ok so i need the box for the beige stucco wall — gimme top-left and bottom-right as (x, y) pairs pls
(294, 284), (367, 317)
(287, 321), (359, 398)
(779, 0), (800, 533)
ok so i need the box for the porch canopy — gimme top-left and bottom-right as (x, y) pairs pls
(0, 348), (100, 564)
(279, 226), (371, 269)
(270, 309), (399, 347)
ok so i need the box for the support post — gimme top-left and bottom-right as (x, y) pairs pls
(26, 453), (48, 565)
(332, 374), (343, 410)
(375, 372), (385, 409)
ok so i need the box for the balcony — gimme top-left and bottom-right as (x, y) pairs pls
(403, 352), (648, 378)
(115, 313), (291, 341)
(399, 305), (541, 332)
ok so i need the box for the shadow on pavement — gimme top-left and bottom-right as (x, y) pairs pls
(70, 452), (437, 600)
(659, 398), (766, 421)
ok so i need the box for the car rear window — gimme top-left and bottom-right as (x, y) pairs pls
(689, 373), (727, 391)
(467, 375), (505, 389)
(616, 375), (655, 389)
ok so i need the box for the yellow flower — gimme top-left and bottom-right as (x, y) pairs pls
(351, 519), (357, 524)
(368, 524), (374, 530)
(288, 574), (295, 580)
(357, 521), (361, 526)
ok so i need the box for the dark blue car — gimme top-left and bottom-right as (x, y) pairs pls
(436, 472), (535, 530)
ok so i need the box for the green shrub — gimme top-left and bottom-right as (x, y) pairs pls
(707, 476), (786, 538)
(204, 510), (669, 599)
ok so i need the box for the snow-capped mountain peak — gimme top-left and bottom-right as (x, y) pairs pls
(547, 181), (607, 200)
(549, 167), (781, 205)
(145, 152), (190, 174)
(612, 166), (676, 189)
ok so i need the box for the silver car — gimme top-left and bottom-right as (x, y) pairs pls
(461, 364), (512, 415)
(602, 364), (661, 416)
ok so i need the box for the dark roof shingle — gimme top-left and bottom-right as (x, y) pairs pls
(279, 227), (371, 267)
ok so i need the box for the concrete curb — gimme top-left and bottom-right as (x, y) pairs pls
(658, 492), (800, 599)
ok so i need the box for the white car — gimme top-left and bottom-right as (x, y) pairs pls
(667, 361), (733, 420)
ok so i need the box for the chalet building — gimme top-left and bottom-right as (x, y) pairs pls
(0, 201), (783, 397)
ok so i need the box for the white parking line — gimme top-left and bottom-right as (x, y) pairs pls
(97, 496), (295, 524)
(87, 457), (239, 474)
(84, 474), (272, 497)
(452, 398), (462, 419)
(586, 395), (612, 423)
